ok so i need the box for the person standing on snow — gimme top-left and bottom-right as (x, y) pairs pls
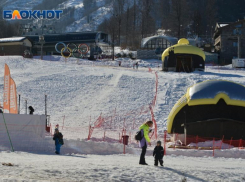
(153, 141), (164, 166)
(135, 62), (139, 69)
(139, 120), (153, 165)
(53, 128), (64, 154)
(28, 106), (34, 115)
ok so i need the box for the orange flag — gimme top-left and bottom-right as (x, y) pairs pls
(10, 78), (18, 114)
(3, 64), (10, 113)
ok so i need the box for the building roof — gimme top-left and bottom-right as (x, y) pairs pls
(161, 38), (206, 61)
(0, 37), (27, 43)
(141, 35), (178, 48)
(25, 32), (106, 44)
(167, 80), (245, 133)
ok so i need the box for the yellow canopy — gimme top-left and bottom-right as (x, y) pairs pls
(167, 80), (245, 133)
(162, 38), (206, 61)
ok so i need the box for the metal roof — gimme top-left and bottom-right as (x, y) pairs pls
(0, 37), (27, 43)
(141, 35), (178, 48)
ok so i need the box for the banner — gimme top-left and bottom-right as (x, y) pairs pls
(10, 78), (18, 114)
(3, 64), (18, 114)
(3, 64), (10, 113)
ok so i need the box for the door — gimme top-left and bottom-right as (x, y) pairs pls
(176, 56), (192, 72)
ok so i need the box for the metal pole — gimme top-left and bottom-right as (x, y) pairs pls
(41, 43), (43, 60)
(238, 35), (241, 58)
(45, 94), (47, 116)
(25, 100), (27, 114)
(18, 94), (20, 114)
(184, 111), (187, 146)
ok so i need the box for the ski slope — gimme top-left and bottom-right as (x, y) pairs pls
(1, 56), (245, 138)
(0, 56), (245, 181)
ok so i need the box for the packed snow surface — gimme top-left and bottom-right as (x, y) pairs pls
(0, 152), (245, 182)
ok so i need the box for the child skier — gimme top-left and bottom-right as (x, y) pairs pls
(53, 128), (64, 154)
(153, 141), (164, 166)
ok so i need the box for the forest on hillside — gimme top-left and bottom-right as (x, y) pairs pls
(97, 0), (245, 49)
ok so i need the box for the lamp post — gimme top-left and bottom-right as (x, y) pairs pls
(39, 35), (45, 60)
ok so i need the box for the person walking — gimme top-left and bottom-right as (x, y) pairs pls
(139, 120), (153, 165)
(153, 141), (164, 166)
(135, 62), (139, 69)
(53, 128), (64, 154)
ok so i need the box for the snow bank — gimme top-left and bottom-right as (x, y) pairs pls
(188, 140), (232, 149)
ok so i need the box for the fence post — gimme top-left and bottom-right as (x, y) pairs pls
(103, 131), (106, 141)
(213, 138), (215, 157)
(220, 135), (224, 149)
(88, 125), (91, 140)
(164, 130), (167, 155)
(25, 100), (27, 114)
(123, 139), (126, 154)
(18, 94), (21, 114)
(45, 94), (47, 116)
(110, 116), (112, 128)
(129, 132), (131, 144)
(196, 135), (198, 149)
(229, 137), (233, 149)
(239, 139), (243, 149)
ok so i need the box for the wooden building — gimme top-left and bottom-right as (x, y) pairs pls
(0, 37), (32, 56)
(214, 19), (245, 64)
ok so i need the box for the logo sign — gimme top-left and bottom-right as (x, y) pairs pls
(3, 10), (63, 20)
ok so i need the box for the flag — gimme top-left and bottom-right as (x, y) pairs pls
(10, 78), (18, 114)
(3, 64), (18, 114)
(3, 64), (10, 113)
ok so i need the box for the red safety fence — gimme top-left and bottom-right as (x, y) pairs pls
(165, 133), (245, 149)
(162, 131), (245, 157)
(87, 70), (159, 141)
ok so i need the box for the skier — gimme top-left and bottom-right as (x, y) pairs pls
(153, 141), (164, 166)
(53, 128), (64, 154)
(28, 106), (34, 115)
(139, 120), (153, 165)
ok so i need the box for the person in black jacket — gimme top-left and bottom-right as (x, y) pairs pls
(153, 141), (164, 166)
(28, 106), (34, 115)
(53, 128), (64, 154)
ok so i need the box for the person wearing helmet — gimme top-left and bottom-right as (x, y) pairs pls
(53, 128), (64, 154)
(153, 141), (164, 166)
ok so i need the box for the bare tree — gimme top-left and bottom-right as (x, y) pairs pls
(170, 0), (188, 39)
(113, 0), (125, 46)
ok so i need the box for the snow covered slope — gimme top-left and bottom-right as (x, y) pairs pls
(0, 56), (245, 181)
(3, 0), (43, 10)
(1, 56), (245, 137)
(2, 0), (133, 32)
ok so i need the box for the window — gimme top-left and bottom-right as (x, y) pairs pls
(233, 42), (238, 47)
(151, 39), (156, 45)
